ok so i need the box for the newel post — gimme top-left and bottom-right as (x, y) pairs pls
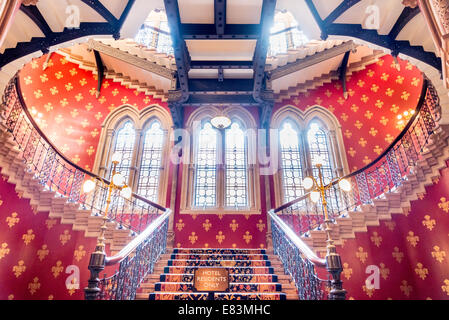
(84, 251), (106, 300)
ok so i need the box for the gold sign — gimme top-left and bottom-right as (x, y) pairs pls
(193, 268), (229, 292)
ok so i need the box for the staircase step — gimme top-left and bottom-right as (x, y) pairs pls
(152, 282), (283, 293)
(146, 292), (287, 300)
(157, 273), (280, 283)
(161, 266), (275, 275)
(170, 253), (269, 260)
(167, 259), (271, 267)
(173, 248), (266, 254)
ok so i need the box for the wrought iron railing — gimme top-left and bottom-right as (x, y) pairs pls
(1, 75), (172, 300)
(2, 75), (168, 234)
(270, 77), (440, 299)
(274, 78), (440, 236)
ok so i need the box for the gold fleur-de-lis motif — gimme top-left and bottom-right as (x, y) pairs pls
(243, 231), (253, 244)
(112, 88), (120, 96)
(99, 96), (107, 104)
(52, 261), (64, 278)
(342, 262), (352, 280)
(358, 138), (367, 147)
(6, 212), (20, 228)
(121, 96), (129, 104)
(189, 232), (198, 245)
(143, 96), (152, 104)
(86, 146), (95, 156)
(442, 279), (449, 295)
(192, 213), (198, 220)
(230, 219), (239, 232)
(375, 100), (384, 109)
(392, 247), (404, 263)
(70, 109), (79, 118)
(361, 94), (369, 103)
(385, 134), (394, 144)
(438, 197), (449, 213)
(403, 230), (419, 247)
(257, 219), (266, 232)
(28, 277), (41, 295)
(328, 105), (335, 113)
(401, 91), (410, 101)
(22, 229), (35, 245)
(55, 71), (63, 79)
(91, 128), (99, 138)
(40, 74), (48, 82)
(89, 88), (96, 96)
(216, 231), (225, 244)
(65, 82), (73, 91)
(24, 76), (33, 85)
(13, 260), (26, 278)
(431, 246), (446, 263)
(357, 80), (365, 87)
(176, 219), (185, 231)
(0, 242), (10, 260)
(60, 230), (71, 245)
(95, 112), (103, 121)
(324, 90), (332, 98)
(379, 263), (390, 280)
(414, 263), (428, 280)
(364, 110), (373, 119)
(396, 76), (405, 84)
(381, 73), (390, 81)
(74, 245), (86, 262)
(79, 78), (87, 86)
(85, 102), (93, 111)
(315, 97), (323, 105)
(400, 280), (412, 297)
(362, 285), (375, 298)
(373, 146), (383, 155)
(344, 130), (352, 138)
(76, 136), (85, 146)
(354, 120), (363, 129)
(340, 113), (348, 122)
(81, 119), (90, 128)
(422, 215), (436, 231)
(202, 219), (212, 232)
(370, 84), (379, 92)
(367, 69), (375, 77)
(370, 232), (382, 247)
(351, 104), (359, 112)
(363, 156), (372, 165)
(379, 116), (389, 126)
(49, 86), (58, 95)
(369, 127), (378, 137)
(68, 67), (77, 76)
(356, 247), (368, 263)
(45, 218), (57, 230)
(33, 89), (43, 99)
(385, 88), (394, 97)
(37, 244), (49, 261)
(348, 147), (356, 157)
(411, 77), (420, 87)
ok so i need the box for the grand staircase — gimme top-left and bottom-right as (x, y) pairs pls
(136, 248), (298, 300)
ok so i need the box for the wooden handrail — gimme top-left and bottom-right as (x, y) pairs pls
(105, 209), (171, 266)
(269, 209), (326, 267)
(274, 77), (431, 213)
(14, 74), (167, 212)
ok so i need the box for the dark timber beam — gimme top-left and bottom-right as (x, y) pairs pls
(81, 0), (119, 25)
(214, 0), (226, 35)
(187, 94), (259, 106)
(164, 0), (191, 102)
(20, 4), (53, 37)
(388, 6), (420, 41)
(325, 23), (441, 71)
(189, 79), (253, 92)
(270, 40), (356, 80)
(339, 50), (350, 99)
(93, 50), (105, 99)
(252, 0), (277, 102)
(304, 0), (326, 39)
(323, 0), (361, 26)
(190, 60), (253, 69)
(181, 24), (260, 39)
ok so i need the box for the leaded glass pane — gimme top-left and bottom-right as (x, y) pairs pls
(194, 122), (217, 207)
(225, 122), (248, 208)
(137, 121), (164, 203)
(307, 122), (333, 185)
(280, 121), (304, 203)
(111, 120), (135, 183)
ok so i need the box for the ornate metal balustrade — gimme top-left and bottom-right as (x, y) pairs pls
(270, 77), (441, 300)
(1, 75), (172, 300)
(274, 77), (440, 236)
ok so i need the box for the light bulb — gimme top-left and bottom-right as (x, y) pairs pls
(339, 178), (352, 192)
(120, 186), (132, 199)
(303, 177), (314, 190)
(411, 110), (415, 115)
(397, 115), (402, 120)
(111, 152), (122, 164)
(310, 191), (320, 203)
(404, 111), (409, 116)
(112, 173), (125, 187)
(82, 179), (95, 193)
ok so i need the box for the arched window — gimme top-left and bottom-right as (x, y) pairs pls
(180, 107), (260, 214)
(135, 9), (173, 55)
(271, 106), (349, 208)
(111, 120), (136, 182)
(279, 120), (304, 203)
(93, 105), (173, 206)
(194, 122), (218, 208)
(269, 10), (309, 56)
(225, 121), (248, 208)
(137, 120), (164, 202)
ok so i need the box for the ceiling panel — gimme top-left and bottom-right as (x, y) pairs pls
(227, 0), (262, 24)
(178, 0), (214, 23)
(99, 0), (128, 19)
(186, 39), (257, 61)
(312, 0), (343, 21)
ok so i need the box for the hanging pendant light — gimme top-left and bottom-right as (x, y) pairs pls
(211, 108), (231, 129)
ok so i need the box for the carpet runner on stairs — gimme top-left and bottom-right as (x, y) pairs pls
(136, 248), (298, 300)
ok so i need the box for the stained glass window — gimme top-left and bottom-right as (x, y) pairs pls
(225, 122), (248, 208)
(137, 121), (164, 203)
(194, 122), (218, 208)
(280, 121), (304, 203)
(111, 120), (136, 183)
(307, 122), (333, 185)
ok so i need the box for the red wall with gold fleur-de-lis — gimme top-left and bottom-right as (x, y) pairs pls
(333, 160), (449, 300)
(0, 174), (108, 300)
